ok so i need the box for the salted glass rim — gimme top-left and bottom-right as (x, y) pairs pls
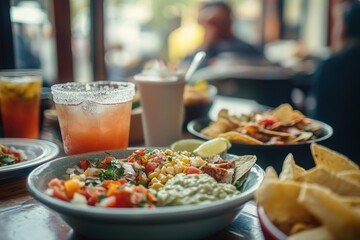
(51, 81), (135, 105)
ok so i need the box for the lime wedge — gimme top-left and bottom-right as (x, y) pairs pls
(170, 139), (205, 152)
(193, 138), (232, 158)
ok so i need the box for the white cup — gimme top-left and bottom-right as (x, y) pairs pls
(134, 74), (185, 147)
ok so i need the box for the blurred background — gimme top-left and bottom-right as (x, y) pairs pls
(0, 0), (356, 112)
(1, 0), (340, 82)
(1, 0), (359, 161)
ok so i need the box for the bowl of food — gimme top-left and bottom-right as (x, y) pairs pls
(255, 143), (360, 240)
(183, 81), (217, 129)
(187, 104), (333, 173)
(27, 147), (264, 240)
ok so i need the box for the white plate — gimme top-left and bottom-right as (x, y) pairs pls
(0, 138), (60, 179)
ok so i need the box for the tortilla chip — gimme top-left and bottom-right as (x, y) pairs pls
(311, 143), (359, 172)
(279, 153), (306, 181)
(232, 155), (257, 185)
(291, 110), (305, 120)
(340, 197), (360, 208)
(271, 103), (294, 122)
(337, 170), (360, 185)
(261, 128), (295, 138)
(298, 167), (360, 197)
(200, 118), (233, 138)
(289, 222), (320, 235)
(288, 226), (333, 240)
(219, 131), (263, 145)
(264, 166), (279, 181)
(255, 180), (316, 234)
(217, 108), (229, 119)
(254, 167), (278, 198)
(288, 132), (313, 144)
(298, 184), (360, 239)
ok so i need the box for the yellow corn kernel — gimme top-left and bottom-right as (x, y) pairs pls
(150, 177), (160, 185)
(180, 157), (190, 164)
(151, 182), (164, 189)
(148, 171), (159, 179)
(166, 166), (175, 175)
(164, 149), (173, 155)
(83, 170), (88, 176)
(141, 156), (148, 164)
(167, 174), (174, 179)
(161, 166), (167, 175)
(158, 173), (167, 184)
(174, 164), (184, 173)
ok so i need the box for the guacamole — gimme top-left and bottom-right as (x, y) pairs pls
(154, 173), (240, 206)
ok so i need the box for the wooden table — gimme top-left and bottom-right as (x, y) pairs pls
(0, 96), (266, 240)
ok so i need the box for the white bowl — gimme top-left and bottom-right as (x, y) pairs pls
(27, 149), (264, 240)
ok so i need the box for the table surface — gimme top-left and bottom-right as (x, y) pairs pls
(0, 96), (266, 240)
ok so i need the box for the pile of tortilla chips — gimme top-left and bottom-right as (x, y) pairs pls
(200, 104), (322, 145)
(255, 143), (360, 239)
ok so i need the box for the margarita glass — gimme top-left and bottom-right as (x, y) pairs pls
(51, 81), (135, 155)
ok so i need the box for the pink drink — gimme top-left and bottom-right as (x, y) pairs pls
(51, 81), (135, 155)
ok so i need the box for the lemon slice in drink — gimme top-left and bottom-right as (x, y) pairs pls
(193, 138), (232, 158)
(170, 139), (205, 152)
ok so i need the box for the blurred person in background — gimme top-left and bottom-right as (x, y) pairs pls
(310, 1), (360, 163)
(182, 0), (265, 69)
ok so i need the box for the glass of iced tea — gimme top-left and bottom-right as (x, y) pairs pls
(0, 69), (42, 138)
(51, 81), (135, 155)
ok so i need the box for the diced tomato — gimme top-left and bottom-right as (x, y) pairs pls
(104, 196), (117, 207)
(145, 162), (156, 174)
(147, 192), (157, 203)
(87, 192), (101, 206)
(103, 156), (113, 164)
(98, 156), (113, 169)
(48, 178), (64, 187)
(186, 166), (202, 174)
(118, 178), (128, 184)
(128, 149), (145, 163)
(135, 175), (143, 182)
(87, 188), (105, 206)
(259, 118), (277, 127)
(134, 149), (145, 156)
(87, 195), (98, 206)
(114, 191), (133, 208)
(79, 159), (90, 170)
(7, 148), (21, 162)
(53, 188), (69, 201)
(99, 163), (108, 169)
(78, 188), (91, 199)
